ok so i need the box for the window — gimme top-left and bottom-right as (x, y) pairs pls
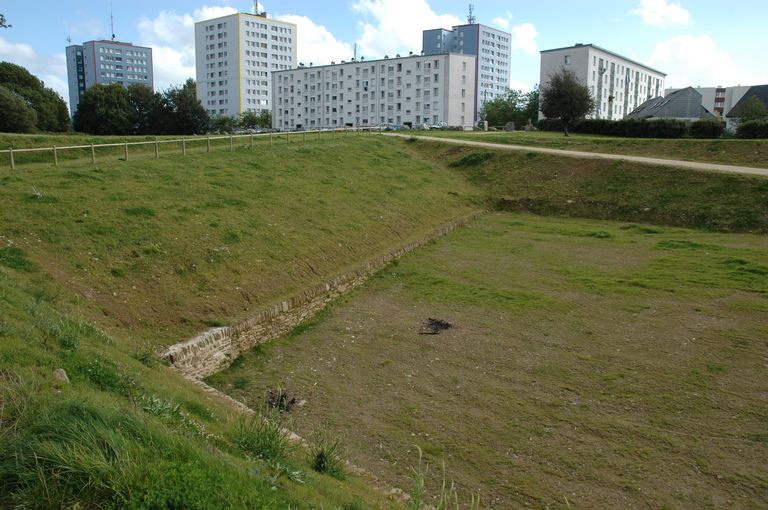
(564, 55), (571, 65)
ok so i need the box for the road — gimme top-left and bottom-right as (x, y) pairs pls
(384, 133), (768, 177)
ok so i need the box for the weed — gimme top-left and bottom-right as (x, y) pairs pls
(110, 266), (126, 277)
(223, 228), (243, 244)
(69, 357), (136, 396)
(233, 411), (293, 463)
(233, 377), (249, 390)
(133, 340), (157, 367)
(449, 151), (495, 167)
(0, 247), (37, 273)
(309, 436), (345, 479)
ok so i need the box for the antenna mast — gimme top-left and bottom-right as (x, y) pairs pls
(467, 4), (476, 25)
(110, 7), (115, 41)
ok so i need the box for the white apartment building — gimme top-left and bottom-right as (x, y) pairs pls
(540, 43), (666, 120)
(272, 53), (477, 130)
(422, 23), (511, 123)
(195, 12), (297, 118)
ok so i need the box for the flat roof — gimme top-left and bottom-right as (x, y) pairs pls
(194, 11), (297, 28)
(540, 43), (666, 76)
(273, 52), (475, 73)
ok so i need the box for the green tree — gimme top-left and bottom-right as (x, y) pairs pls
(730, 95), (768, 123)
(540, 67), (595, 136)
(0, 14), (10, 28)
(0, 62), (69, 132)
(127, 83), (157, 135)
(73, 83), (132, 135)
(210, 115), (239, 134)
(161, 79), (210, 135)
(482, 89), (524, 127)
(0, 84), (37, 132)
(523, 86), (540, 126)
(241, 110), (272, 130)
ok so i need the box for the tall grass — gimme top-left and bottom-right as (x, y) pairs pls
(233, 410), (293, 463)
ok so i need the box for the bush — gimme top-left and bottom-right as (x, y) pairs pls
(536, 118), (563, 132)
(309, 436), (345, 479)
(233, 411), (293, 463)
(736, 120), (768, 139)
(689, 119), (725, 139)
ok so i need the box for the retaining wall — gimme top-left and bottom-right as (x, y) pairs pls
(162, 212), (481, 380)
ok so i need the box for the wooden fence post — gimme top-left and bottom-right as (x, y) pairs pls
(207, 137), (211, 153)
(270, 132), (273, 146)
(53, 146), (58, 167)
(90, 144), (96, 164)
(154, 139), (159, 159)
(230, 135), (234, 151)
(182, 138), (187, 156)
(286, 132), (290, 143)
(9, 147), (15, 170)
(303, 131), (306, 143)
(124, 142), (128, 161)
(250, 133), (254, 148)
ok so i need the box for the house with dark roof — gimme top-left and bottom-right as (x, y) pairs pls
(725, 84), (768, 120)
(627, 87), (714, 121)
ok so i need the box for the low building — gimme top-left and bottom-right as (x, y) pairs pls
(422, 22), (510, 123)
(665, 85), (753, 118)
(626, 87), (714, 121)
(272, 53), (476, 130)
(725, 84), (768, 120)
(65, 39), (153, 117)
(539, 43), (666, 120)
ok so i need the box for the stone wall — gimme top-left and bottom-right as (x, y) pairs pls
(162, 212), (481, 380)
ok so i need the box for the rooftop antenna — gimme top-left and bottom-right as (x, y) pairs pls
(467, 4), (476, 25)
(110, 6), (116, 41)
(354, 43), (358, 61)
(66, 36), (72, 45)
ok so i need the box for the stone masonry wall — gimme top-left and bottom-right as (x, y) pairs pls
(162, 212), (481, 380)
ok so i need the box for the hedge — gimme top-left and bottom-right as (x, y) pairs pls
(537, 117), (725, 139)
(736, 120), (768, 139)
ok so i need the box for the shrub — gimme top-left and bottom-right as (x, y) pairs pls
(536, 118), (563, 132)
(233, 411), (292, 463)
(0, 246), (37, 273)
(309, 436), (345, 479)
(736, 120), (768, 139)
(449, 152), (494, 167)
(689, 119), (725, 138)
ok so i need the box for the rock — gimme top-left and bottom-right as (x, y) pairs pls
(53, 368), (69, 383)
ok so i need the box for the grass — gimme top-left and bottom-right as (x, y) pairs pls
(410, 141), (768, 233)
(211, 212), (768, 509)
(409, 129), (768, 168)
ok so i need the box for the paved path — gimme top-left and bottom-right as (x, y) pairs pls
(384, 133), (768, 177)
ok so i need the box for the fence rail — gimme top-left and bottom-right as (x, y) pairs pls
(0, 128), (383, 169)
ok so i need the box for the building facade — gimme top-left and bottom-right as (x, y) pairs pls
(422, 23), (510, 123)
(195, 12), (297, 118)
(272, 53), (477, 130)
(65, 40), (153, 116)
(539, 43), (666, 120)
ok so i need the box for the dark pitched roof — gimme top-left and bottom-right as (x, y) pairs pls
(726, 84), (768, 117)
(627, 87), (714, 120)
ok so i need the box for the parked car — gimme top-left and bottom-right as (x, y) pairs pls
(429, 121), (448, 130)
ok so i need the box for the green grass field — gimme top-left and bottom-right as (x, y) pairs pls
(209, 212), (768, 508)
(2, 132), (767, 508)
(409, 130), (768, 168)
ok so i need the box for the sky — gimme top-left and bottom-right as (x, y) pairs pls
(1, 0), (767, 109)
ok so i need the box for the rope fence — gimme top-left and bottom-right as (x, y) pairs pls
(0, 127), (383, 170)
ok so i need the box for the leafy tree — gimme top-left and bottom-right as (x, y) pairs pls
(127, 83), (157, 135)
(0, 14), (10, 28)
(73, 83), (132, 135)
(241, 110), (272, 130)
(481, 87), (540, 129)
(730, 95), (768, 124)
(210, 115), (239, 134)
(0, 62), (69, 132)
(523, 86), (540, 126)
(540, 67), (595, 136)
(0, 84), (37, 132)
(160, 79), (210, 135)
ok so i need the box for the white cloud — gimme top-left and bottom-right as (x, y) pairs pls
(136, 6), (237, 91)
(351, 0), (462, 59)
(0, 36), (69, 104)
(511, 23), (538, 55)
(630, 0), (690, 26)
(64, 18), (104, 39)
(275, 15), (353, 66)
(492, 17), (510, 30)
(649, 34), (760, 88)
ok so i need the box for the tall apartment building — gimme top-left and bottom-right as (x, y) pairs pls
(195, 12), (297, 118)
(272, 53), (477, 130)
(665, 85), (752, 118)
(539, 43), (666, 120)
(422, 23), (510, 123)
(65, 40), (153, 116)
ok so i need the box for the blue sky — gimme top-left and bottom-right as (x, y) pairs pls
(1, 0), (766, 107)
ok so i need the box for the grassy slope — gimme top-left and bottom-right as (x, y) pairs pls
(0, 135), (480, 347)
(411, 141), (768, 233)
(410, 130), (768, 168)
(210, 212), (768, 508)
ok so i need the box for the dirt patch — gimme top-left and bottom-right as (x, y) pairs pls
(266, 388), (298, 412)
